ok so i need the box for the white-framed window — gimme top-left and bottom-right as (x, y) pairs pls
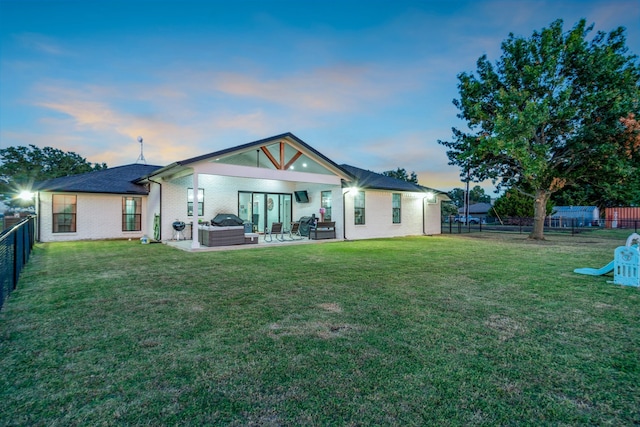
(123, 197), (142, 231)
(188, 188), (204, 216)
(321, 190), (332, 221)
(354, 191), (365, 225)
(52, 194), (76, 233)
(392, 193), (401, 224)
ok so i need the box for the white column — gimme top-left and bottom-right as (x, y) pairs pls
(191, 171), (201, 249)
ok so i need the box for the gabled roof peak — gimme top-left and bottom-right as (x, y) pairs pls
(145, 132), (351, 180)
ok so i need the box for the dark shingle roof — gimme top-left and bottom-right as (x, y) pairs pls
(33, 164), (163, 195)
(458, 202), (493, 214)
(339, 164), (442, 193)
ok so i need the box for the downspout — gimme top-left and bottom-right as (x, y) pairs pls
(36, 191), (41, 242)
(148, 177), (162, 240)
(342, 188), (348, 240)
(423, 196), (426, 235)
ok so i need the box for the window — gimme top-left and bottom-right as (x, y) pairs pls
(354, 191), (365, 225)
(52, 195), (76, 233)
(321, 191), (332, 221)
(122, 197), (142, 231)
(188, 188), (204, 216)
(392, 193), (401, 224)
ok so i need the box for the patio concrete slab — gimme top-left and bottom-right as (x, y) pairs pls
(163, 234), (340, 252)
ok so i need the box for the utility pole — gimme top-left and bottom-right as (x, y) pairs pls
(464, 169), (470, 221)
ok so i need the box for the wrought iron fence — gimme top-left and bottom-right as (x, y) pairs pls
(441, 217), (640, 235)
(0, 216), (36, 311)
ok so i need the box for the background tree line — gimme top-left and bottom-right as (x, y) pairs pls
(0, 145), (107, 210)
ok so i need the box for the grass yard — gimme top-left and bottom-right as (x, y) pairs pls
(1, 231), (639, 425)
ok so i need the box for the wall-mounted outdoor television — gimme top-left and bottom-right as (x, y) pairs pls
(294, 190), (309, 203)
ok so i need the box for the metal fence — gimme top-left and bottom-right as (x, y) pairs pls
(1, 216), (36, 311)
(442, 217), (640, 235)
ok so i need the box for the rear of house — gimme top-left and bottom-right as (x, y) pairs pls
(33, 133), (449, 245)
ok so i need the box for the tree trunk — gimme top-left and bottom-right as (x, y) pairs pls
(529, 190), (550, 240)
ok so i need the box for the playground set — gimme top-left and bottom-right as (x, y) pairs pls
(574, 233), (640, 287)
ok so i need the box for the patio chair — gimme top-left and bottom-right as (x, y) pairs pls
(264, 222), (284, 242)
(286, 222), (304, 240)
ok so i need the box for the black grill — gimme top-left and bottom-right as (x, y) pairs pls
(297, 216), (316, 236)
(211, 213), (244, 227)
(172, 221), (186, 231)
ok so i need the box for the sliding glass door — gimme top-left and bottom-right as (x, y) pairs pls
(238, 192), (292, 233)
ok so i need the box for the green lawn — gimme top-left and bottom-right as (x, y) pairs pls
(1, 232), (639, 425)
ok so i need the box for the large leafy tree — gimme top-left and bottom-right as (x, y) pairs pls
(553, 113), (640, 209)
(552, 170), (640, 209)
(0, 145), (107, 208)
(492, 187), (552, 220)
(439, 19), (640, 239)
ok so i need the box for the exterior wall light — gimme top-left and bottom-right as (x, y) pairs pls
(18, 190), (34, 201)
(424, 192), (435, 203)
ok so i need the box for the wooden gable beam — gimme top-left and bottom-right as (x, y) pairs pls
(284, 151), (303, 170)
(260, 141), (303, 170)
(260, 146), (280, 169)
(280, 142), (285, 170)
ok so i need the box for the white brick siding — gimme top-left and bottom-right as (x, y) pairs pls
(38, 192), (149, 242)
(343, 190), (442, 240)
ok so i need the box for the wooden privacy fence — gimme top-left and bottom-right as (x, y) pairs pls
(0, 216), (36, 311)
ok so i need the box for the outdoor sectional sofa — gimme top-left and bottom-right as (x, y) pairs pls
(309, 221), (336, 240)
(197, 225), (245, 247)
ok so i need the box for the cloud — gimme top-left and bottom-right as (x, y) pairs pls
(13, 32), (69, 56)
(27, 81), (208, 165)
(211, 64), (420, 113)
(208, 110), (281, 136)
(587, 1), (640, 41)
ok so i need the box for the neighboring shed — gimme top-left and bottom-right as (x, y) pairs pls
(549, 206), (600, 227)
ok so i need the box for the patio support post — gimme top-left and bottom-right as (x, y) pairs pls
(191, 171), (201, 249)
(342, 189), (347, 240)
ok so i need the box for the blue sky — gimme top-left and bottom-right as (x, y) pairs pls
(1, 0), (639, 193)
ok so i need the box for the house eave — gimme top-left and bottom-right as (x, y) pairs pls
(36, 188), (150, 196)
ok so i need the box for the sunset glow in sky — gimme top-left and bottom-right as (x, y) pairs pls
(1, 0), (639, 193)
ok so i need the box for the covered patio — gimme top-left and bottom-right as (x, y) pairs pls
(140, 133), (350, 250)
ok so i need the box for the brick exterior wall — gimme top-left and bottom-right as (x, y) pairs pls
(38, 192), (149, 242)
(343, 190), (442, 240)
